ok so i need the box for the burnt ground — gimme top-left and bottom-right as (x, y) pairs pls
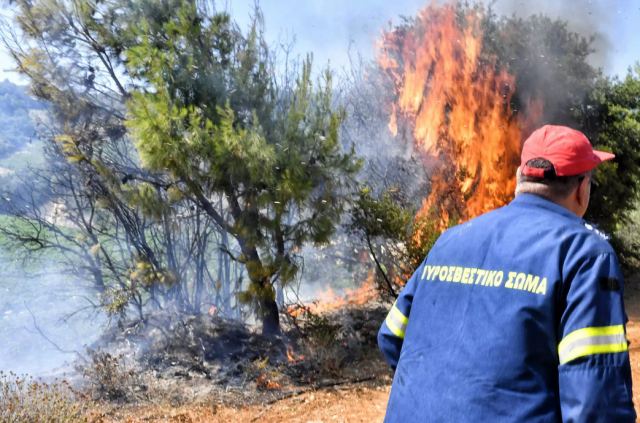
(82, 274), (640, 422)
(79, 304), (393, 422)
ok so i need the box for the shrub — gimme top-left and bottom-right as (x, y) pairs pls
(79, 349), (142, 402)
(0, 371), (86, 423)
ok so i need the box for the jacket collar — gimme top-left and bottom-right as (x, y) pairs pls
(509, 193), (583, 223)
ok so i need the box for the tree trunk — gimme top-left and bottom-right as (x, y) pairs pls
(276, 281), (284, 308)
(234, 265), (243, 319)
(221, 228), (232, 315)
(260, 292), (280, 336)
(195, 189), (281, 333)
(238, 242), (281, 334)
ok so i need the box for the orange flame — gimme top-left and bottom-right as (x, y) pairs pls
(286, 345), (305, 363)
(287, 271), (377, 317)
(379, 4), (539, 229)
(255, 373), (282, 390)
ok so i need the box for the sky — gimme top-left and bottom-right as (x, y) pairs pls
(0, 0), (639, 84)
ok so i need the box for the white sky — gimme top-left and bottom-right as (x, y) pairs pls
(0, 0), (638, 85)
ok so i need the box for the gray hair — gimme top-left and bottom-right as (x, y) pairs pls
(516, 158), (590, 200)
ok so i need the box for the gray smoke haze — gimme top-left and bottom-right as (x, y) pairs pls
(0, 252), (105, 376)
(491, 0), (618, 71)
(1, 1), (637, 84)
(227, 0), (636, 79)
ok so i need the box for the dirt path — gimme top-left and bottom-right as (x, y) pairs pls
(622, 278), (640, 413)
(96, 281), (640, 422)
(96, 343), (640, 423)
(90, 384), (390, 423)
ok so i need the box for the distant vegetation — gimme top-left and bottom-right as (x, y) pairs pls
(0, 80), (44, 159)
(0, 80), (48, 214)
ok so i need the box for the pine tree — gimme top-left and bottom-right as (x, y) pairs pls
(123, 2), (360, 334)
(4, 0), (359, 332)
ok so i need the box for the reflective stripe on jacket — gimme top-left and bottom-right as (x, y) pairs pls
(378, 193), (635, 422)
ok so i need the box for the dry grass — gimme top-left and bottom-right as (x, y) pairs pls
(296, 312), (349, 377)
(0, 371), (87, 422)
(79, 349), (144, 403)
(285, 305), (387, 380)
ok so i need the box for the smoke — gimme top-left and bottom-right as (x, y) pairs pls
(490, 0), (618, 72)
(0, 2), (631, 379)
(229, 0), (430, 75)
(225, 0), (633, 80)
(0, 251), (105, 377)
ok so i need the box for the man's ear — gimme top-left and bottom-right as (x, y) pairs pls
(576, 175), (591, 211)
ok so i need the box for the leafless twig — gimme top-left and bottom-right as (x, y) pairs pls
(24, 302), (79, 356)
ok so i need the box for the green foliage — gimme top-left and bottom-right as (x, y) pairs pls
(351, 187), (413, 241)
(478, 5), (640, 246)
(4, 0), (360, 330)
(123, 182), (169, 220)
(482, 10), (597, 125)
(129, 257), (178, 288)
(577, 68), (640, 234)
(6, 0), (258, 321)
(103, 288), (131, 316)
(350, 187), (439, 298)
(123, 3), (360, 328)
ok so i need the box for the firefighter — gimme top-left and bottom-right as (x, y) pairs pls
(378, 125), (636, 422)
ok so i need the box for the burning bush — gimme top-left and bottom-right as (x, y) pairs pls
(346, 1), (640, 287)
(379, 3), (525, 228)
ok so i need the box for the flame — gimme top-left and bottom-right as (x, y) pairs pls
(286, 345), (305, 363)
(379, 4), (540, 229)
(255, 373), (282, 390)
(287, 271), (377, 317)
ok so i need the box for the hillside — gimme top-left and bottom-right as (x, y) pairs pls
(0, 79), (44, 159)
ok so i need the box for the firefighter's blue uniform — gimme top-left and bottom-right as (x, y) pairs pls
(378, 193), (635, 422)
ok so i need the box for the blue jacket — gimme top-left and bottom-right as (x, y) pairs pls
(378, 194), (635, 422)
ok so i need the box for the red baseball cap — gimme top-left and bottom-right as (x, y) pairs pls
(520, 125), (615, 177)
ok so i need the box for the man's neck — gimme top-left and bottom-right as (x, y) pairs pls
(515, 189), (582, 217)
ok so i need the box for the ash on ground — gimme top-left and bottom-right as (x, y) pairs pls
(76, 304), (392, 407)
